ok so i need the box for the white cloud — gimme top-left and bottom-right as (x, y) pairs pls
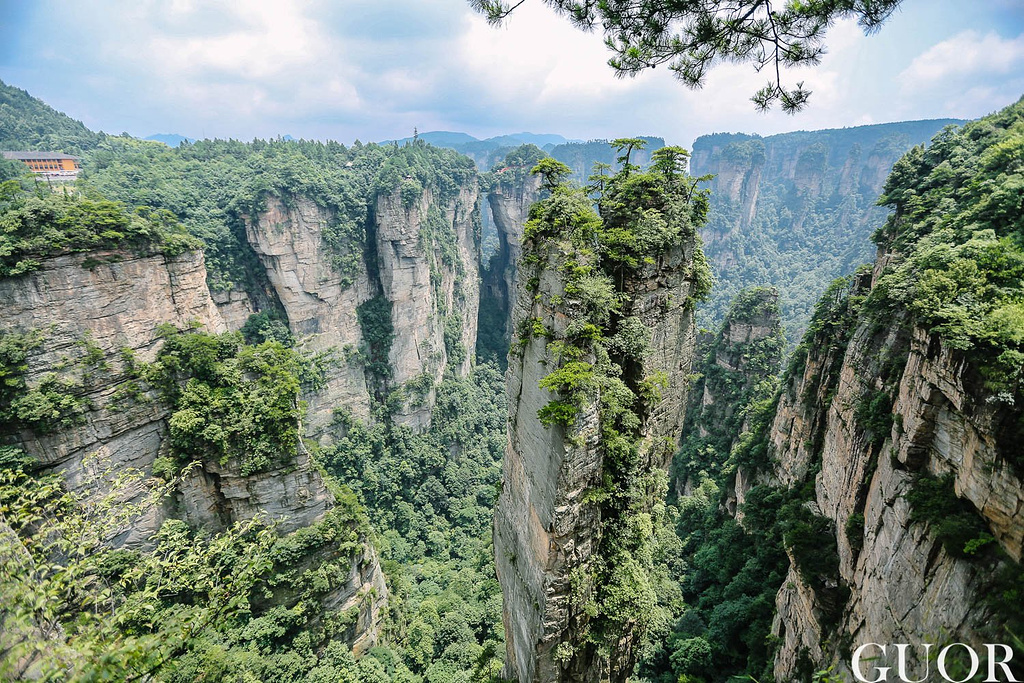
(4, 1), (1023, 143)
(900, 30), (1024, 86)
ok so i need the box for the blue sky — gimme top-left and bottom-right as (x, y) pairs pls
(1, 0), (1022, 148)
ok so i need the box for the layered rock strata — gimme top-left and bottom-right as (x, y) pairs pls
(495, 214), (702, 683)
(0, 247), (386, 647)
(374, 184), (480, 427)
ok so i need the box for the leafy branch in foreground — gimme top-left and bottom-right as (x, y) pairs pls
(468, 0), (902, 112)
(0, 454), (276, 681)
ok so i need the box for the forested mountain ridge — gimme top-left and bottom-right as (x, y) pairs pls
(0, 79), (105, 154)
(0, 84), (505, 680)
(691, 117), (964, 342)
(665, 98), (1024, 681)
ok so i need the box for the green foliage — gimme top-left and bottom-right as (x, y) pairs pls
(0, 78), (105, 153)
(241, 311), (295, 346)
(845, 512), (866, 556)
(0, 189), (202, 277)
(530, 157), (573, 191)
(357, 295), (395, 382)
(868, 99), (1024, 399)
(906, 474), (993, 559)
(854, 388), (894, 450)
(0, 329), (104, 435)
(153, 328), (304, 476)
(469, 0), (903, 112)
(321, 365), (508, 680)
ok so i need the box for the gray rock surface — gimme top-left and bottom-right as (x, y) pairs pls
(244, 196), (375, 433)
(0, 247), (387, 650)
(768, 300), (1022, 679)
(495, 237), (700, 682)
(374, 184), (480, 428)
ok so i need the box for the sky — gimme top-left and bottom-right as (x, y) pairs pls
(1, 0), (1022, 148)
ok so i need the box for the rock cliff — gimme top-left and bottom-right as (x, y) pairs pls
(244, 195), (376, 433)
(494, 161), (706, 683)
(690, 119), (964, 340)
(757, 105), (1024, 680)
(244, 182), (480, 432)
(768, 283), (1024, 681)
(374, 183), (480, 427)
(0, 247), (387, 651)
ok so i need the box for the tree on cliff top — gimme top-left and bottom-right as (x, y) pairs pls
(468, 0), (903, 112)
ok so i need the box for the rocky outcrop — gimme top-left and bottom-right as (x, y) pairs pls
(766, 279), (1023, 680)
(246, 183), (480, 433)
(486, 171), (541, 325)
(0, 250), (228, 544)
(494, 184), (702, 682)
(244, 196), (376, 434)
(0, 247), (387, 649)
(374, 183), (480, 428)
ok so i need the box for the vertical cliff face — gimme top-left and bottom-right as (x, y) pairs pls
(671, 288), (785, 508)
(486, 171), (542, 323)
(0, 250), (227, 544)
(494, 159), (707, 683)
(769, 289), (1024, 681)
(760, 103), (1024, 680)
(0, 247), (387, 651)
(245, 181), (480, 432)
(374, 183), (480, 427)
(690, 119), (964, 340)
(244, 196), (376, 433)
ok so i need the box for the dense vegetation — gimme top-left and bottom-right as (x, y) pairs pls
(320, 366), (508, 682)
(868, 97), (1024, 408)
(150, 327), (306, 477)
(691, 119), (961, 344)
(511, 140), (712, 677)
(0, 79), (105, 154)
(0, 178), (201, 277)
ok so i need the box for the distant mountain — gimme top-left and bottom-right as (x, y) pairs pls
(144, 133), (194, 147)
(691, 118), (966, 342)
(548, 136), (666, 183)
(0, 79), (104, 154)
(379, 131), (578, 168)
(487, 132), (572, 147)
